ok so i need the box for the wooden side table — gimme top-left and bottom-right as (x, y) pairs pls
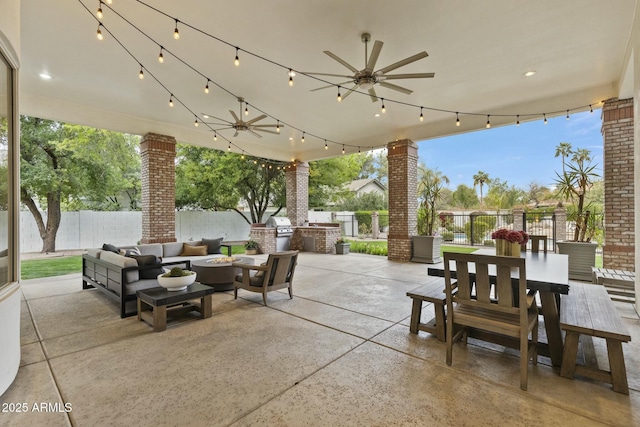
(137, 283), (215, 331)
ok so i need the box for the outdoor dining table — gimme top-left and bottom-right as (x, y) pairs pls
(427, 248), (569, 366)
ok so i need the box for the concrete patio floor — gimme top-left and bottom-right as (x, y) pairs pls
(2, 252), (640, 426)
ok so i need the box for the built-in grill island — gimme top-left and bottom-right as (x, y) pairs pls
(265, 216), (293, 251)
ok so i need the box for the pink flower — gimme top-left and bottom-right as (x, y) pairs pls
(491, 228), (509, 240)
(492, 228), (529, 244)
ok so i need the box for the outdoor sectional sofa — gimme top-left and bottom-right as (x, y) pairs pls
(82, 239), (231, 317)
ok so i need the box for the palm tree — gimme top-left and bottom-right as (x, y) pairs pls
(473, 171), (490, 207)
(554, 142), (573, 173)
(418, 167), (450, 235)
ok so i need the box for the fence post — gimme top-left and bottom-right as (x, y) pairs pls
(371, 211), (379, 239)
(513, 208), (525, 231)
(470, 215), (475, 246)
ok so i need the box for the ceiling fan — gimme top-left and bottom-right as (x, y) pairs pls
(202, 97), (283, 138)
(305, 33), (434, 102)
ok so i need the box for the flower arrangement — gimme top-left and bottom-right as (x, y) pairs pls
(244, 239), (259, 250)
(491, 228), (529, 244)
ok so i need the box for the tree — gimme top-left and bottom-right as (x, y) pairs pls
(308, 154), (368, 208)
(20, 117), (142, 252)
(554, 142), (573, 174)
(417, 167), (450, 235)
(473, 171), (490, 207)
(451, 184), (479, 209)
(175, 145), (285, 224)
(484, 178), (524, 209)
(524, 181), (551, 207)
(337, 191), (387, 211)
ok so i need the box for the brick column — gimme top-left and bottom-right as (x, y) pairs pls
(387, 139), (418, 261)
(602, 98), (634, 270)
(513, 208), (524, 231)
(286, 161), (309, 226)
(554, 207), (567, 250)
(140, 133), (176, 244)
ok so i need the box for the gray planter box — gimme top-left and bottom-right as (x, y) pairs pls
(556, 241), (597, 281)
(335, 243), (350, 255)
(411, 235), (442, 264)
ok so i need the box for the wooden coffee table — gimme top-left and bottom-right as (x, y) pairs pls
(191, 256), (255, 291)
(137, 283), (215, 332)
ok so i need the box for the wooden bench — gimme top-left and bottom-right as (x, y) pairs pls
(592, 267), (636, 304)
(560, 283), (632, 394)
(407, 282), (446, 341)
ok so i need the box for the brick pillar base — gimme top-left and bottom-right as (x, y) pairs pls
(286, 162), (309, 226)
(602, 98), (635, 270)
(387, 140), (418, 261)
(140, 133), (176, 244)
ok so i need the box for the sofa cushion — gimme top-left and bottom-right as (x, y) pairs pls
(136, 244), (163, 258)
(162, 242), (185, 257)
(102, 243), (119, 254)
(100, 251), (139, 284)
(202, 237), (223, 254)
(86, 248), (103, 258)
(129, 254), (164, 279)
(180, 244), (208, 256)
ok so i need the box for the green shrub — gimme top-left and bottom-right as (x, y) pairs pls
(483, 240), (495, 246)
(442, 231), (454, 241)
(465, 220), (489, 244)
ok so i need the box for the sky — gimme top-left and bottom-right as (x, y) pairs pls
(416, 110), (603, 191)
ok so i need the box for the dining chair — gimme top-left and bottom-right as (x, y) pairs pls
(529, 235), (548, 253)
(233, 251), (298, 306)
(444, 252), (539, 391)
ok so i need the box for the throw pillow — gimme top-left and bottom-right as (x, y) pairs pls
(119, 247), (141, 257)
(202, 237), (223, 255)
(129, 254), (164, 280)
(180, 244), (208, 256)
(102, 243), (119, 254)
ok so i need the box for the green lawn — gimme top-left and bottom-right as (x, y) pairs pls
(21, 256), (82, 280)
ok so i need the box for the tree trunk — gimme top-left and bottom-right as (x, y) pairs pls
(20, 188), (61, 253)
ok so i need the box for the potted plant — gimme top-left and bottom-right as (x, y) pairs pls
(412, 168), (449, 263)
(553, 144), (600, 280)
(157, 267), (197, 291)
(492, 228), (529, 257)
(335, 237), (350, 255)
(244, 239), (259, 255)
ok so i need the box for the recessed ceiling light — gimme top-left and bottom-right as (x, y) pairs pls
(289, 137), (293, 141)
(374, 113), (380, 117)
(523, 70), (536, 77)
(39, 73), (52, 80)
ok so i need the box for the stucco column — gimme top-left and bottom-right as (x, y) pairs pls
(513, 208), (525, 231)
(286, 161), (309, 226)
(387, 139), (418, 261)
(554, 207), (567, 250)
(140, 132), (176, 244)
(602, 98), (635, 270)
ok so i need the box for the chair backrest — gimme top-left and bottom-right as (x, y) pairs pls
(529, 235), (548, 253)
(263, 251), (298, 286)
(444, 252), (527, 321)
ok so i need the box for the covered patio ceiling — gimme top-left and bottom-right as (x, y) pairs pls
(20, 0), (638, 163)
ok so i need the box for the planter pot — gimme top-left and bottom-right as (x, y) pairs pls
(157, 271), (197, 291)
(335, 243), (350, 255)
(495, 239), (521, 257)
(245, 249), (258, 255)
(556, 241), (597, 281)
(411, 235), (442, 264)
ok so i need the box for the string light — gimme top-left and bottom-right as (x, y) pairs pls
(590, 104), (593, 113)
(254, 159), (257, 164)
(486, 115), (491, 129)
(228, 143), (231, 151)
(138, 65), (144, 79)
(234, 47), (240, 66)
(194, 117), (198, 127)
(168, 94), (174, 107)
(516, 115), (520, 126)
(105, 0), (111, 4)
(96, 24), (104, 40)
(158, 47), (164, 63)
(276, 120), (280, 133)
(342, 145), (345, 154)
(214, 132), (217, 141)
(244, 103), (249, 116)
(381, 98), (386, 113)
(241, 151), (245, 159)
(566, 110), (570, 120)
(324, 140), (328, 150)
(288, 69), (294, 86)
(358, 147), (361, 153)
(419, 107), (424, 122)
(96, 2), (103, 19)
(204, 79), (209, 94)
(301, 132), (305, 143)
(337, 86), (342, 102)
(456, 112), (460, 127)
(543, 113), (548, 124)
(173, 19), (180, 39)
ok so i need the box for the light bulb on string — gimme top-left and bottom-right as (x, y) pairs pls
(566, 110), (570, 120)
(358, 147), (361, 153)
(324, 140), (328, 150)
(337, 86), (342, 102)
(456, 112), (460, 127)
(381, 99), (386, 114)
(105, 0), (112, 4)
(288, 69), (294, 86)
(301, 132), (305, 143)
(173, 19), (180, 40)
(96, 24), (104, 40)
(516, 115), (520, 126)
(342, 145), (345, 154)
(244, 103), (249, 116)
(234, 48), (240, 66)
(544, 113), (548, 124)
(253, 160), (257, 165)
(168, 95), (174, 107)
(228, 144), (231, 152)
(241, 151), (245, 160)
(213, 132), (217, 141)
(486, 115), (491, 129)
(269, 165), (272, 170)
(276, 121), (280, 133)
(590, 104), (593, 113)
(262, 163), (265, 168)
(138, 65), (144, 80)
(204, 79), (209, 94)
(419, 107), (424, 122)
(194, 118), (198, 127)
(96, 2), (103, 19)
(158, 47), (164, 63)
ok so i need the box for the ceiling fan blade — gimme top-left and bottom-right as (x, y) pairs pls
(340, 84), (360, 101)
(254, 128), (280, 135)
(202, 122), (232, 126)
(233, 130), (239, 137)
(245, 114), (267, 125)
(247, 129), (262, 138)
(303, 72), (354, 78)
(324, 50), (359, 73)
(376, 51), (428, 75)
(229, 110), (240, 123)
(368, 87), (378, 103)
(383, 72), (435, 80)
(379, 81), (413, 95)
(252, 124), (283, 128)
(366, 40), (384, 71)
(201, 114), (232, 124)
(311, 81), (353, 92)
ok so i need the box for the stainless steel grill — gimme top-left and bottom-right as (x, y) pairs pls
(265, 217), (293, 251)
